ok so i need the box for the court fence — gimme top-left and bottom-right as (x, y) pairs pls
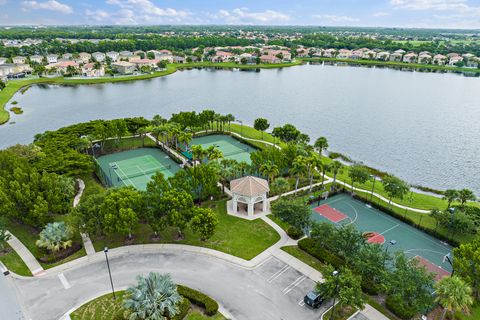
(93, 157), (114, 188)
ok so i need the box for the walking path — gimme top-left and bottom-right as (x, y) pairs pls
(74, 179), (96, 256)
(146, 133), (189, 166)
(6, 232), (44, 276)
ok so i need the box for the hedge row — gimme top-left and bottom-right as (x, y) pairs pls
(385, 295), (416, 320)
(172, 298), (191, 320)
(177, 285), (219, 316)
(297, 238), (345, 269)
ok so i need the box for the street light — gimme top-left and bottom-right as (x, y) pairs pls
(329, 270), (340, 320)
(369, 174), (376, 204)
(104, 247), (116, 300)
(238, 120), (243, 137)
(443, 253), (454, 276)
(383, 240), (397, 266)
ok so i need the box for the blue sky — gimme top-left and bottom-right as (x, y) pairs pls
(1, 0), (480, 29)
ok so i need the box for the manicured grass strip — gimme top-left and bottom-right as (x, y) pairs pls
(457, 304), (480, 320)
(281, 245), (326, 273)
(185, 310), (226, 320)
(92, 200), (280, 260)
(300, 57), (480, 74)
(0, 244), (32, 277)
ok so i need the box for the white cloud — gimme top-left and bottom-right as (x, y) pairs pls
(86, 0), (190, 24)
(312, 14), (359, 23)
(21, 0), (73, 14)
(214, 8), (291, 24)
(372, 12), (391, 17)
(390, 0), (473, 13)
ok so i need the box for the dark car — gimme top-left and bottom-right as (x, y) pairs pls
(304, 290), (324, 309)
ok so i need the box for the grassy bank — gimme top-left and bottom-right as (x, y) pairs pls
(0, 244), (32, 276)
(0, 61), (301, 125)
(300, 57), (480, 74)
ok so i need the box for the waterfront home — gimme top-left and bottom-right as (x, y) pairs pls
(92, 52), (106, 62)
(337, 49), (352, 59)
(262, 49), (291, 61)
(12, 56), (27, 64)
(147, 50), (173, 62)
(134, 50), (145, 57)
(106, 51), (119, 62)
(81, 63), (105, 77)
(389, 52), (403, 62)
(433, 54), (447, 65)
(394, 49), (406, 55)
(29, 55), (44, 64)
(79, 52), (91, 63)
(323, 48), (337, 58)
(447, 52), (459, 59)
(112, 61), (136, 74)
(210, 51), (234, 63)
(119, 51), (133, 59)
(311, 48), (324, 58)
(62, 53), (73, 60)
(235, 53), (257, 64)
(402, 53), (418, 63)
(349, 50), (363, 60)
(130, 58), (159, 69)
(362, 50), (377, 59)
(47, 54), (58, 64)
(46, 60), (79, 73)
(259, 54), (281, 64)
(173, 56), (186, 64)
(376, 52), (390, 61)
(418, 53), (432, 64)
(0, 57), (6, 65)
(159, 49), (172, 55)
(449, 55), (464, 66)
(0, 63), (32, 78)
(296, 48), (310, 57)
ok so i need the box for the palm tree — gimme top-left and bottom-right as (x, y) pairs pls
(271, 177), (290, 196)
(206, 146), (223, 162)
(457, 189), (476, 207)
(289, 156), (307, 195)
(226, 114), (235, 131)
(259, 161), (279, 184)
(434, 276), (473, 320)
(123, 272), (182, 320)
(190, 145), (206, 166)
(136, 127), (149, 147)
(443, 189), (459, 210)
(177, 131), (193, 151)
(305, 154), (321, 192)
(35, 222), (72, 259)
(320, 161), (330, 189)
(314, 137), (329, 157)
(330, 160), (343, 191)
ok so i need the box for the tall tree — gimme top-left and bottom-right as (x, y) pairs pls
(443, 189), (459, 210)
(190, 207), (218, 241)
(259, 161), (279, 183)
(253, 118), (270, 139)
(124, 272), (182, 320)
(434, 276), (473, 320)
(330, 160), (343, 191)
(457, 189), (476, 207)
(348, 164), (370, 194)
(289, 156), (308, 195)
(383, 175), (410, 208)
(271, 197), (312, 232)
(314, 137), (329, 157)
(453, 237), (480, 299)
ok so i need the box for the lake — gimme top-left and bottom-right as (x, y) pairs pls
(1, 63), (479, 194)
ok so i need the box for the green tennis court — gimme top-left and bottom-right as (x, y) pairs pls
(95, 148), (180, 191)
(312, 193), (453, 279)
(183, 134), (256, 164)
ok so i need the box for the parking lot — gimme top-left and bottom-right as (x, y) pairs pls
(254, 256), (331, 316)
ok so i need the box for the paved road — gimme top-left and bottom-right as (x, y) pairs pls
(0, 272), (27, 320)
(14, 251), (327, 320)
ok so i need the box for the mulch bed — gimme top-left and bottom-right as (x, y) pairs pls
(39, 242), (82, 263)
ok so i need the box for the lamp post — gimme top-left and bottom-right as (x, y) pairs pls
(104, 247), (116, 300)
(329, 270), (340, 320)
(238, 120), (243, 137)
(384, 239), (397, 266)
(444, 253), (454, 276)
(369, 175), (376, 204)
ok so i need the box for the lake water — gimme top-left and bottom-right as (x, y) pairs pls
(1, 63), (479, 194)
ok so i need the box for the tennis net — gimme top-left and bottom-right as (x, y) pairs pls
(116, 164), (171, 181)
(223, 147), (249, 157)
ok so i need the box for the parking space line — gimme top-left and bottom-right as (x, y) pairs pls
(283, 275), (306, 295)
(267, 265), (290, 283)
(298, 299), (305, 306)
(58, 273), (71, 290)
(255, 256), (273, 269)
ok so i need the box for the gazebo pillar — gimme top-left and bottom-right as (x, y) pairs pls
(232, 195), (238, 214)
(262, 196), (268, 212)
(247, 198), (254, 216)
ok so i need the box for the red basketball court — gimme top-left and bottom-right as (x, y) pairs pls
(364, 231), (386, 244)
(314, 204), (348, 223)
(415, 256), (451, 281)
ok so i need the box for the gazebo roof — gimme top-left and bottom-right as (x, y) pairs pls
(230, 176), (269, 197)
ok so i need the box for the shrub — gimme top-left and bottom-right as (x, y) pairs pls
(287, 226), (304, 240)
(171, 297), (191, 320)
(385, 295), (417, 320)
(9, 107), (23, 114)
(298, 238), (345, 269)
(361, 278), (380, 295)
(177, 285), (219, 316)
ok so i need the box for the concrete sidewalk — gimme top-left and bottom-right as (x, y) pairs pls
(6, 232), (44, 276)
(73, 178), (96, 256)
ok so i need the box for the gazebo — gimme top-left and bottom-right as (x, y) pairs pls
(230, 176), (270, 217)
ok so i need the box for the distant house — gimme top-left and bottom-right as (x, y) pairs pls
(29, 55), (44, 64)
(0, 63), (32, 78)
(433, 54), (447, 65)
(79, 52), (91, 63)
(263, 49), (291, 61)
(259, 55), (281, 64)
(449, 56), (464, 66)
(337, 49), (352, 59)
(81, 63), (105, 77)
(12, 56), (27, 64)
(418, 53), (432, 64)
(173, 56), (186, 64)
(106, 51), (119, 62)
(46, 54), (58, 64)
(130, 58), (159, 69)
(402, 53), (418, 63)
(134, 50), (145, 57)
(362, 50), (377, 60)
(323, 49), (337, 58)
(376, 52), (390, 61)
(389, 52), (403, 62)
(349, 50), (363, 60)
(62, 53), (73, 60)
(92, 52), (105, 62)
(466, 57), (479, 68)
(159, 49), (172, 55)
(211, 51), (234, 63)
(447, 53), (459, 59)
(235, 53), (256, 64)
(0, 57), (6, 65)
(394, 49), (406, 55)
(112, 61), (136, 74)
(119, 51), (133, 59)
(46, 60), (79, 73)
(296, 48), (310, 57)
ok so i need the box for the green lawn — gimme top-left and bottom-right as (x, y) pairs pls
(70, 291), (225, 320)
(0, 244), (32, 276)
(281, 246), (326, 273)
(92, 199), (280, 260)
(458, 304), (480, 320)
